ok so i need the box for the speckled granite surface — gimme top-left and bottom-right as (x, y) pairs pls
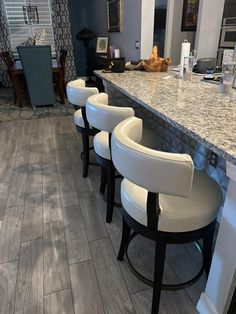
(95, 70), (236, 164)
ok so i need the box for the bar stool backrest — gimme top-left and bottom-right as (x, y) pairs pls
(86, 92), (134, 133)
(111, 116), (194, 197)
(66, 79), (98, 107)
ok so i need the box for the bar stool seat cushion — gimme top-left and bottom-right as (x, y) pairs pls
(121, 170), (222, 233)
(74, 109), (92, 129)
(94, 131), (111, 160)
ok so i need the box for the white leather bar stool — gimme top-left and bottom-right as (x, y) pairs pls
(111, 116), (222, 313)
(86, 92), (134, 223)
(66, 79), (98, 177)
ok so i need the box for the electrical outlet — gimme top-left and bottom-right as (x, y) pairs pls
(135, 41), (140, 49)
(208, 152), (218, 167)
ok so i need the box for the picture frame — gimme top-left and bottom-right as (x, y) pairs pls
(181, 0), (199, 31)
(96, 37), (108, 54)
(107, 0), (122, 32)
(23, 5), (39, 25)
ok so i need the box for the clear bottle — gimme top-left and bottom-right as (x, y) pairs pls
(219, 63), (235, 94)
(183, 55), (194, 81)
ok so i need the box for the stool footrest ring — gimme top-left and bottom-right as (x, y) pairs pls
(80, 149), (98, 166)
(80, 147), (94, 158)
(125, 232), (204, 291)
(99, 192), (122, 208)
(115, 174), (123, 179)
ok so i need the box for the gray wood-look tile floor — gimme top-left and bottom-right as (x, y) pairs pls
(0, 116), (206, 314)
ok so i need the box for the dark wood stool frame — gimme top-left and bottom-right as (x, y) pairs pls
(94, 133), (122, 223)
(95, 153), (115, 223)
(117, 191), (216, 313)
(75, 106), (99, 178)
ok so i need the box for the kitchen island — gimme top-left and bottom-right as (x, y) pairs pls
(95, 69), (236, 314)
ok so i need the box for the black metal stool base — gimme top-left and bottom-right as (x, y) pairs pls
(80, 148), (99, 166)
(76, 123), (99, 178)
(95, 152), (124, 222)
(98, 166), (122, 209)
(125, 232), (205, 290)
(99, 191), (122, 208)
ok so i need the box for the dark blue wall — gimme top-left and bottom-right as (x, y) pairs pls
(68, 0), (96, 77)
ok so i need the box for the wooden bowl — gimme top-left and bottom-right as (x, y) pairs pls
(142, 57), (172, 72)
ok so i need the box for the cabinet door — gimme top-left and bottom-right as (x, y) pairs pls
(223, 0), (236, 18)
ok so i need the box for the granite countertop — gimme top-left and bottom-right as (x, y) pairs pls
(95, 69), (236, 165)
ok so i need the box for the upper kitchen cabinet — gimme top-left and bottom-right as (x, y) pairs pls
(223, 0), (236, 18)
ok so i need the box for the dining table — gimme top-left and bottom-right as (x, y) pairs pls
(10, 58), (65, 107)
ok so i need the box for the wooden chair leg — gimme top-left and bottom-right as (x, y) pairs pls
(58, 72), (65, 104)
(13, 89), (17, 104)
(203, 225), (215, 277)
(81, 129), (89, 178)
(117, 218), (131, 261)
(12, 73), (23, 107)
(100, 166), (107, 196)
(152, 240), (166, 314)
(106, 162), (115, 223)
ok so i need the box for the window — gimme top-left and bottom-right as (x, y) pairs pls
(3, 0), (55, 56)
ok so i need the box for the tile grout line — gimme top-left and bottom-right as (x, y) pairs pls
(43, 286), (74, 298)
(60, 125), (103, 313)
(13, 121), (34, 314)
(103, 217), (138, 313)
(48, 122), (75, 312)
(76, 187), (107, 314)
(5, 122), (22, 211)
(38, 119), (45, 314)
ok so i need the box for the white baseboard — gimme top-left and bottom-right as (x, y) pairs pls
(197, 293), (218, 314)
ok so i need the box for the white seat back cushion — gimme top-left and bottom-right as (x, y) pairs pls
(67, 79), (98, 107)
(94, 131), (111, 160)
(86, 93), (135, 133)
(112, 116), (194, 197)
(73, 109), (92, 129)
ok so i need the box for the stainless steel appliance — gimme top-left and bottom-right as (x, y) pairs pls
(195, 58), (216, 73)
(217, 17), (236, 66)
(220, 17), (236, 48)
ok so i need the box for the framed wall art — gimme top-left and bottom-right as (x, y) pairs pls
(107, 0), (122, 32)
(96, 37), (108, 53)
(181, 0), (199, 31)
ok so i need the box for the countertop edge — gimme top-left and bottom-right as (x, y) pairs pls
(95, 71), (236, 165)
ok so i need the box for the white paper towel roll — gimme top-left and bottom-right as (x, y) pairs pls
(114, 49), (120, 58)
(179, 40), (191, 77)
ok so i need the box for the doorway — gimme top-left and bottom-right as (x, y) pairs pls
(153, 0), (168, 57)
(164, 0), (199, 65)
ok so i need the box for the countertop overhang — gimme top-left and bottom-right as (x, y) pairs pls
(95, 70), (236, 164)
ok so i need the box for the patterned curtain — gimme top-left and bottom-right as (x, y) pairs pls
(51, 0), (77, 83)
(0, 1), (11, 87)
